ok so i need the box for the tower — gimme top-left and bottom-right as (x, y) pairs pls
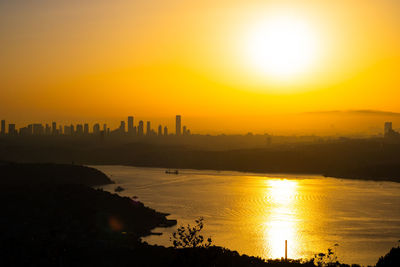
(384, 122), (393, 136)
(176, 115), (181, 136)
(158, 125), (162, 136)
(1, 120), (5, 135)
(128, 116), (134, 134)
(93, 123), (100, 135)
(120, 121), (125, 133)
(52, 122), (57, 135)
(138, 121), (144, 136)
(84, 123), (89, 135)
(146, 121), (151, 136)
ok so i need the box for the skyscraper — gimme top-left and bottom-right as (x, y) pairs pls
(176, 115), (181, 136)
(128, 116), (134, 135)
(93, 123), (100, 135)
(164, 126), (168, 136)
(33, 124), (44, 135)
(76, 124), (83, 135)
(84, 123), (89, 135)
(1, 120), (5, 135)
(8, 124), (16, 135)
(45, 124), (51, 135)
(120, 121), (126, 133)
(52, 122), (57, 135)
(384, 122), (393, 136)
(70, 124), (75, 135)
(158, 125), (162, 136)
(183, 126), (187, 136)
(64, 125), (70, 135)
(138, 121), (144, 136)
(146, 121), (151, 136)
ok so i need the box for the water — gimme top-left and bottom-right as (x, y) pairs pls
(93, 165), (400, 266)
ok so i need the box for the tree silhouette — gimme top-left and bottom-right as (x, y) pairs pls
(170, 217), (212, 248)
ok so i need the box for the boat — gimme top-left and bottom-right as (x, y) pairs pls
(165, 169), (179, 174)
(114, 186), (125, 192)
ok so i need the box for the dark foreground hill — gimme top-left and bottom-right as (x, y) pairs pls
(0, 162), (398, 266)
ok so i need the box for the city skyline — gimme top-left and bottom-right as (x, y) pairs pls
(1, 1), (400, 132)
(0, 115), (191, 137)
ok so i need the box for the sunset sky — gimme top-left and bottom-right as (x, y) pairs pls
(1, 0), (400, 134)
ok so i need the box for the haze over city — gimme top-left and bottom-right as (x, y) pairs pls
(2, 0), (400, 135)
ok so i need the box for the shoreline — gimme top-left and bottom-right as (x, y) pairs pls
(94, 163), (400, 184)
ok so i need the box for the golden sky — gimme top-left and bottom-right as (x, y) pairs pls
(1, 0), (400, 134)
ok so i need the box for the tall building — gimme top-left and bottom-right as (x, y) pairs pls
(1, 120), (6, 135)
(138, 121), (144, 136)
(33, 124), (44, 135)
(52, 122), (57, 135)
(164, 126), (168, 136)
(158, 125), (162, 136)
(103, 124), (107, 134)
(176, 115), (181, 136)
(64, 125), (70, 135)
(384, 122), (393, 136)
(93, 123), (100, 135)
(76, 124), (83, 135)
(146, 121), (151, 136)
(128, 116), (134, 135)
(28, 124), (33, 135)
(45, 124), (51, 135)
(120, 121), (126, 133)
(8, 124), (16, 135)
(58, 125), (63, 135)
(19, 127), (31, 136)
(84, 123), (89, 135)
(70, 124), (75, 135)
(183, 126), (187, 135)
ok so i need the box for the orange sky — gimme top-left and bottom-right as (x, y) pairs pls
(1, 0), (400, 134)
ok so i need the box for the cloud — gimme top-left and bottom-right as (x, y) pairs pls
(302, 110), (400, 117)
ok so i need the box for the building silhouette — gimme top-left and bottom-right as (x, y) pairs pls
(384, 122), (392, 136)
(52, 122), (57, 135)
(93, 124), (100, 135)
(76, 124), (83, 135)
(0, 115), (191, 138)
(176, 115), (181, 136)
(8, 124), (16, 135)
(138, 120), (144, 136)
(128, 116), (134, 135)
(45, 124), (51, 135)
(63, 125), (70, 135)
(119, 121), (125, 133)
(146, 121), (151, 136)
(32, 124), (44, 135)
(1, 120), (5, 135)
(384, 122), (400, 139)
(84, 123), (89, 135)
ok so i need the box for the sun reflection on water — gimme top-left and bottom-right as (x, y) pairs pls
(262, 179), (301, 259)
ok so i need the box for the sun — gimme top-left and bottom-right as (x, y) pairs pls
(246, 14), (319, 80)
